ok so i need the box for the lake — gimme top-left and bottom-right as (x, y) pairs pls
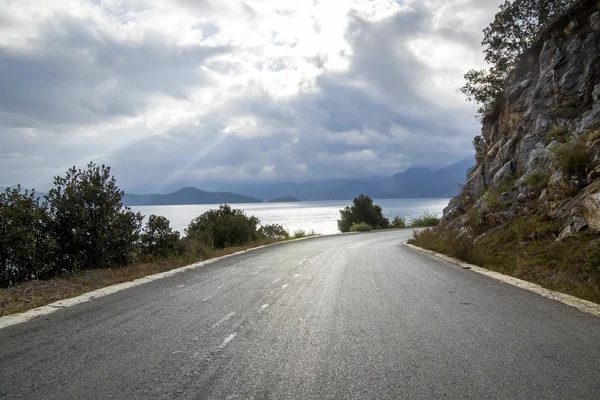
(131, 198), (450, 236)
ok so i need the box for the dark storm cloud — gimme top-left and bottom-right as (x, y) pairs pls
(0, 0), (504, 191)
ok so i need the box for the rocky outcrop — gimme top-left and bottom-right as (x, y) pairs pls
(444, 0), (600, 240)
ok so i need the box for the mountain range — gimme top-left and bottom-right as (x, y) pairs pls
(122, 187), (262, 206)
(215, 157), (475, 201)
(3, 157), (475, 205)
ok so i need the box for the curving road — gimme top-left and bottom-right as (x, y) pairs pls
(1, 230), (600, 399)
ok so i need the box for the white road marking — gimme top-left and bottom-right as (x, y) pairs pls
(405, 243), (600, 318)
(219, 333), (237, 349)
(0, 234), (328, 330)
(201, 295), (214, 302)
(253, 271), (259, 275)
(211, 312), (235, 329)
(297, 258), (308, 266)
(271, 277), (282, 285)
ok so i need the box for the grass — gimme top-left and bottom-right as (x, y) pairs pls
(550, 136), (590, 176)
(524, 170), (551, 192)
(409, 216), (600, 304)
(291, 229), (318, 239)
(0, 236), (313, 317)
(409, 212), (441, 227)
(350, 222), (373, 232)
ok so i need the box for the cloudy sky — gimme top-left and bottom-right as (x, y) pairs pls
(0, 0), (503, 193)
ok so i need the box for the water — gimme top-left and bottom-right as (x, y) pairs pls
(130, 198), (450, 236)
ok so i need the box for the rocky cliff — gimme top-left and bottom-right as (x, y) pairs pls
(444, 0), (600, 242)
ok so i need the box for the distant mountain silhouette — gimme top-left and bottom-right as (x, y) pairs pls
(217, 157), (475, 201)
(122, 187), (262, 206)
(268, 196), (300, 203)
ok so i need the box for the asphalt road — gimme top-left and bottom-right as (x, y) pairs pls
(1, 230), (600, 399)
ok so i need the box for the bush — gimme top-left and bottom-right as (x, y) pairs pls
(550, 137), (590, 176)
(409, 212), (441, 227)
(292, 229), (306, 239)
(186, 205), (260, 249)
(0, 186), (54, 287)
(45, 163), (143, 273)
(524, 170), (551, 192)
(258, 224), (289, 240)
(350, 223), (373, 232)
(338, 195), (390, 233)
(391, 216), (406, 229)
(140, 215), (182, 258)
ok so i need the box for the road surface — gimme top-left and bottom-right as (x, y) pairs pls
(1, 230), (599, 399)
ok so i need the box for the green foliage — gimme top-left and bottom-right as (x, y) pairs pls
(186, 205), (260, 249)
(473, 135), (488, 163)
(546, 124), (570, 144)
(258, 224), (289, 240)
(409, 212), (441, 228)
(292, 229), (307, 238)
(391, 216), (406, 229)
(45, 163), (143, 273)
(550, 137), (590, 176)
(337, 195), (390, 233)
(524, 170), (551, 192)
(350, 223), (373, 232)
(0, 186), (54, 286)
(462, 0), (572, 115)
(140, 215), (182, 258)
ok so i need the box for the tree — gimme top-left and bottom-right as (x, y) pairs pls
(338, 195), (390, 233)
(45, 162), (143, 272)
(473, 135), (488, 162)
(186, 205), (260, 249)
(0, 186), (54, 286)
(140, 215), (181, 258)
(462, 0), (572, 114)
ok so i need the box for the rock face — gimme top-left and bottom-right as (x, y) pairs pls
(444, 0), (600, 240)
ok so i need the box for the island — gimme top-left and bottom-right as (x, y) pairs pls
(268, 196), (300, 203)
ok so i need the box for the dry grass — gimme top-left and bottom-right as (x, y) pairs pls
(410, 217), (600, 305)
(0, 238), (292, 317)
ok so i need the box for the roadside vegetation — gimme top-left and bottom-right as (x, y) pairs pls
(338, 194), (439, 233)
(0, 163), (316, 316)
(409, 218), (600, 304)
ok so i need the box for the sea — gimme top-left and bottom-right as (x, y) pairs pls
(130, 198), (450, 236)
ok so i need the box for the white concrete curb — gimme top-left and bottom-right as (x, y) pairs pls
(0, 234), (327, 330)
(405, 243), (600, 318)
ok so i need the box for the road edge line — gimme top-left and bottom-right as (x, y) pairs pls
(0, 234), (336, 330)
(404, 242), (600, 318)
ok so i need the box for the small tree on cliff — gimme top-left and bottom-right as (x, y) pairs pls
(338, 195), (390, 233)
(462, 0), (572, 115)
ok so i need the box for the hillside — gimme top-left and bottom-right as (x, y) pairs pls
(122, 187), (262, 206)
(415, 0), (600, 303)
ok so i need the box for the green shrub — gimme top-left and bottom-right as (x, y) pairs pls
(140, 215), (182, 258)
(409, 212), (441, 227)
(524, 170), (550, 192)
(551, 137), (590, 176)
(0, 186), (54, 287)
(391, 216), (406, 229)
(350, 223), (373, 232)
(546, 124), (569, 144)
(186, 205), (260, 249)
(258, 224), (289, 240)
(338, 194), (390, 233)
(45, 163), (143, 273)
